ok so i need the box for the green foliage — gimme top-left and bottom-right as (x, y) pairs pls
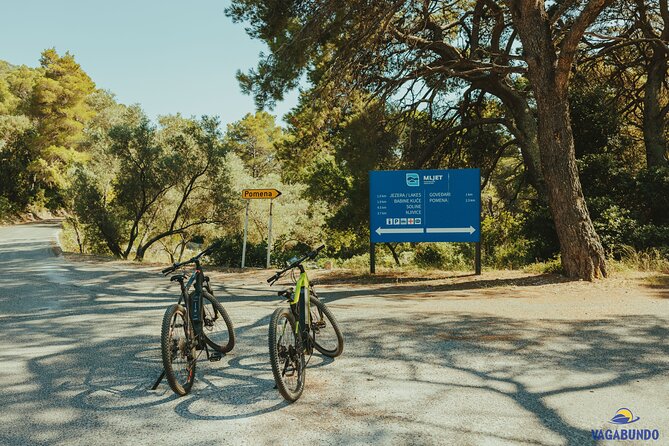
(209, 234), (267, 268)
(282, 93), (400, 257)
(31, 49), (95, 148)
(524, 256), (564, 274)
(0, 49), (95, 211)
(223, 111), (285, 178)
(636, 166), (669, 226)
(481, 211), (531, 268)
(336, 251), (399, 270)
(520, 203), (560, 260)
(3, 43), (668, 275)
(339, 254), (372, 270)
(270, 237), (312, 267)
(591, 204), (638, 256)
(72, 108), (237, 260)
(569, 78), (622, 158)
(0, 195), (16, 221)
(610, 247), (669, 273)
(413, 243), (470, 270)
(225, 152), (327, 252)
(579, 154), (669, 257)
(209, 234), (313, 268)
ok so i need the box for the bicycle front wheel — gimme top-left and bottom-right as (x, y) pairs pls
(269, 307), (305, 402)
(161, 304), (196, 396)
(199, 290), (235, 353)
(310, 295), (344, 358)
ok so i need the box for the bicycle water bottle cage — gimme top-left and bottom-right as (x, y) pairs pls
(170, 274), (187, 283)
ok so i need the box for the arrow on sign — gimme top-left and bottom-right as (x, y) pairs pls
(375, 227), (425, 235)
(426, 226), (476, 234)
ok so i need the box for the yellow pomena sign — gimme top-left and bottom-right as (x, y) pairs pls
(241, 189), (282, 199)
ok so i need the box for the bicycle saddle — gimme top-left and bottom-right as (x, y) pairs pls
(170, 274), (187, 282)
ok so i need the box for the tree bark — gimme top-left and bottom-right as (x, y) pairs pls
(134, 219), (212, 261)
(508, 0), (610, 280)
(642, 43), (669, 167)
(67, 216), (85, 254)
(481, 79), (545, 194)
(385, 242), (401, 266)
(535, 92), (608, 279)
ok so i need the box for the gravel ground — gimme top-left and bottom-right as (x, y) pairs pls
(0, 221), (667, 446)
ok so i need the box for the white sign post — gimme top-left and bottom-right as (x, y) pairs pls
(240, 189), (281, 269)
(266, 199), (274, 268)
(241, 200), (250, 268)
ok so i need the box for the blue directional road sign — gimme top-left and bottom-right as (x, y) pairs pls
(369, 169), (480, 243)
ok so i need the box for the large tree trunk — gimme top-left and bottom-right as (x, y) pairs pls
(508, 0), (610, 280)
(535, 91), (608, 279)
(643, 44), (668, 167)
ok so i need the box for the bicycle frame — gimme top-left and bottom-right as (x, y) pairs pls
(291, 265), (311, 349)
(153, 242), (224, 391)
(176, 261), (207, 348)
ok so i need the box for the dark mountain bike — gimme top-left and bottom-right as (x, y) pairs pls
(266, 244), (344, 402)
(153, 243), (235, 396)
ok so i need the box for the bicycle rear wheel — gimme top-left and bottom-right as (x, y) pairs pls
(269, 307), (305, 402)
(161, 304), (196, 396)
(310, 294), (344, 358)
(199, 290), (235, 353)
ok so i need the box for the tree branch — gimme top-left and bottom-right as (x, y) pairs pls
(556, 0), (616, 90)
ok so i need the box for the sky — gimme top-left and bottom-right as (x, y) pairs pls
(0, 0), (300, 127)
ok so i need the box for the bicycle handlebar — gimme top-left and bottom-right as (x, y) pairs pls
(161, 241), (221, 275)
(267, 244), (325, 285)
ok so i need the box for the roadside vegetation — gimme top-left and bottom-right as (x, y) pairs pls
(2, 0), (669, 278)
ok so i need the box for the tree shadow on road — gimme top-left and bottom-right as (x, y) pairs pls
(212, 272), (572, 305)
(3, 231), (667, 445)
(324, 312), (669, 445)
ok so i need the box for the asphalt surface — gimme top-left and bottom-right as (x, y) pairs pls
(0, 221), (667, 445)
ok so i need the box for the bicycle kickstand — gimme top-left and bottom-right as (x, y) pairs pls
(150, 369), (166, 390)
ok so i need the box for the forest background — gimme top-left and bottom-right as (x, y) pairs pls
(0, 0), (667, 279)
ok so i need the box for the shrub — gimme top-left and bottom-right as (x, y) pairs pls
(613, 246), (669, 273)
(636, 166), (669, 226)
(524, 256), (564, 274)
(0, 196), (15, 221)
(271, 236), (312, 267)
(413, 243), (469, 270)
(482, 210), (531, 268)
(210, 234), (267, 268)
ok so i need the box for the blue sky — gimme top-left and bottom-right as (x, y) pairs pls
(0, 0), (299, 127)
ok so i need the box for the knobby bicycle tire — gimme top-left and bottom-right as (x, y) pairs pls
(195, 290), (235, 353)
(161, 304), (196, 396)
(268, 307), (305, 402)
(310, 295), (344, 358)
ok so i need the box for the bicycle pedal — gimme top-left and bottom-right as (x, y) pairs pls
(209, 352), (224, 362)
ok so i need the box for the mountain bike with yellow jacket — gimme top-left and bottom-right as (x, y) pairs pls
(266, 244), (344, 401)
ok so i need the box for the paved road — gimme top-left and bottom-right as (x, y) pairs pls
(0, 221), (667, 445)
